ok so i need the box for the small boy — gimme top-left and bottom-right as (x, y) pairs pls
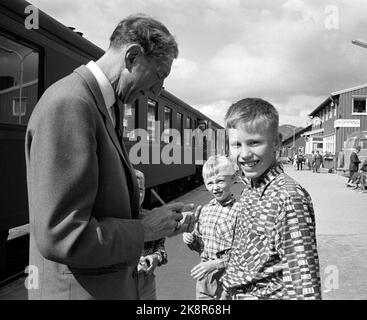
(183, 155), (238, 300)
(134, 169), (167, 300)
(221, 98), (321, 300)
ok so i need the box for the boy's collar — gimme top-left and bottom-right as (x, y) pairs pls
(209, 194), (236, 207)
(249, 162), (284, 192)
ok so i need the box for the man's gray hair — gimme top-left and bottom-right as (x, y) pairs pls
(109, 14), (178, 60)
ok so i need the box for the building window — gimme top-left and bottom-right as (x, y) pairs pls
(163, 106), (172, 143)
(0, 34), (39, 125)
(323, 134), (335, 155)
(176, 112), (183, 145)
(147, 98), (158, 141)
(123, 101), (137, 140)
(352, 97), (367, 114)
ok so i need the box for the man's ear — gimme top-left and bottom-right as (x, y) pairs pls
(124, 44), (143, 70)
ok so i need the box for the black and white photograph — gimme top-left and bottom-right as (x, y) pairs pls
(0, 0), (366, 304)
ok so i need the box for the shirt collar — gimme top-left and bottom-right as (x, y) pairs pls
(86, 61), (115, 110)
(209, 194), (236, 207)
(250, 162), (284, 194)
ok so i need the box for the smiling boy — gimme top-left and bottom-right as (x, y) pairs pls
(221, 98), (321, 300)
(183, 155), (238, 300)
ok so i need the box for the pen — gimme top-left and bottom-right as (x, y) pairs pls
(151, 189), (166, 205)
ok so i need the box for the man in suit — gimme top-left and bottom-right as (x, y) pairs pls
(25, 14), (195, 300)
(347, 146), (361, 186)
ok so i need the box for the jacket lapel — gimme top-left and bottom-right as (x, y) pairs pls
(74, 66), (126, 161)
(74, 65), (140, 217)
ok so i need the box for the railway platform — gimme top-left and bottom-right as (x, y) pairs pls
(1, 164), (366, 300)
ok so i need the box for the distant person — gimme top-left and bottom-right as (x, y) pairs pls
(221, 98), (321, 300)
(314, 151), (323, 173)
(134, 170), (167, 300)
(182, 155), (238, 300)
(347, 146), (361, 187)
(360, 160), (367, 193)
(296, 152), (304, 170)
(25, 14), (196, 300)
(311, 150), (316, 172)
(293, 153), (298, 169)
(347, 160), (367, 192)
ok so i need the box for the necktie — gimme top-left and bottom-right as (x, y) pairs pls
(113, 102), (122, 146)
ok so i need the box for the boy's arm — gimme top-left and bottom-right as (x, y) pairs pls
(275, 190), (322, 300)
(187, 229), (204, 253)
(215, 203), (239, 269)
(152, 238), (168, 266)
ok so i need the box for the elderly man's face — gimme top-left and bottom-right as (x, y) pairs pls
(118, 54), (173, 104)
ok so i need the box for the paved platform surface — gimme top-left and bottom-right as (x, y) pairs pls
(155, 165), (367, 300)
(1, 165), (366, 299)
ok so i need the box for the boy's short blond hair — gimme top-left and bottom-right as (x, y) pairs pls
(202, 155), (237, 180)
(225, 98), (279, 134)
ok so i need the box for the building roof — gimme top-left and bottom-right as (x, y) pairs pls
(282, 125), (312, 144)
(308, 83), (367, 117)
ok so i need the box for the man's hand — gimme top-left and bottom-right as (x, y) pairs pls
(190, 260), (219, 280)
(168, 205), (202, 237)
(182, 232), (194, 244)
(140, 202), (185, 241)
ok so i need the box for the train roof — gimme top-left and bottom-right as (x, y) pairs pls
(1, 0), (105, 59)
(161, 90), (224, 129)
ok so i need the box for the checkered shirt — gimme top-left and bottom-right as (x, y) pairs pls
(221, 163), (321, 300)
(187, 195), (238, 269)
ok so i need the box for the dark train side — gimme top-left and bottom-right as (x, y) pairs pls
(0, 0), (225, 272)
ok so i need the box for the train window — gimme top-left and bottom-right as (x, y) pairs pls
(176, 112), (183, 145)
(147, 98), (158, 141)
(0, 34), (39, 126)
(163, 106), (172, 143)
(185, 117), (192, 146)
(352, 97), (367, 114)
(123, 101), (137, 140)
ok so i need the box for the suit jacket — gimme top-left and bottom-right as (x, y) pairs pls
(349, 151), (361, 171)
(25, 65), (143, 300)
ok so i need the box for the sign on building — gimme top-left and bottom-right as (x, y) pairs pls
(334, 119), (360, 128)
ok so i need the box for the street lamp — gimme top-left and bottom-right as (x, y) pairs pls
(0, 45), (34, 125)
(352, 39), (367, 49)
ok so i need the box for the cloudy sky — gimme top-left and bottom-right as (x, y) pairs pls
(30, 0), (367, 127)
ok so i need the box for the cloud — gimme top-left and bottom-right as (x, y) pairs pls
(29, 0), (367, 128)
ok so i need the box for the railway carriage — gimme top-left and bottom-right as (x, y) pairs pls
(0, 0), (225, 275)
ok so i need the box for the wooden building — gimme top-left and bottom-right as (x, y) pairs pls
(280, 125), (312, 159)
(303, 84), (367, 169)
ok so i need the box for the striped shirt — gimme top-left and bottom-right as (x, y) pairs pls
(222, 163), (321, 299)
(187, 195), (238, 269)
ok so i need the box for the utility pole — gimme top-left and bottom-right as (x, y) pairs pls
(352, 39), (367, 49)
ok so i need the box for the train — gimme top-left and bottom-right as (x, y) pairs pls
(0, 0), (225, 276)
